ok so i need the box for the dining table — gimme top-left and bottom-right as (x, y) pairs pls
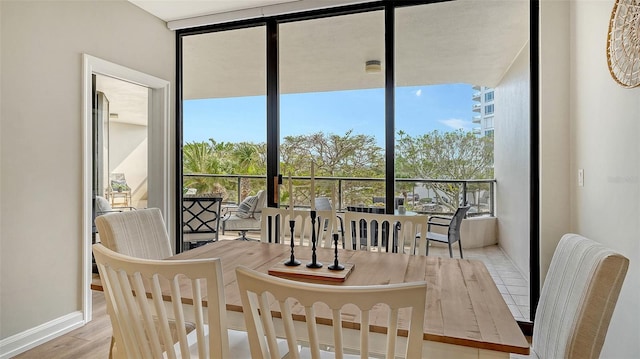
(93, 240), (530, 358)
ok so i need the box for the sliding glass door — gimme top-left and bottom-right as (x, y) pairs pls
(279, 11), (385, 211)
(177, 0), (534, 323)
(180, 25), (267, 249)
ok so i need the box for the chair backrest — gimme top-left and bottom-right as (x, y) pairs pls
(532, 233), (629, 359)
(95, 208), (172, 259)
(344, 212), (427, 254)
(95, 195), (114, 213)
(182, 196), (223, 242)
(235, 266), (427, 359)
(109, 172), (130, 191)
(253, 190), (267, 215)
(447, 205), (470, 242)
(92, 244), (231, 359)
(260, 207), (333, 248)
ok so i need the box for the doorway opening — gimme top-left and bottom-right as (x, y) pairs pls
(82, 54), (171, 323)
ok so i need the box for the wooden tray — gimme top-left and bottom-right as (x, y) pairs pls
(268, 260), (355, 282)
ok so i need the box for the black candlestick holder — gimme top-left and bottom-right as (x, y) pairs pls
(284, 219), (301, 266)
(328, 233), (344, 271)
(306, 210), (323, 268)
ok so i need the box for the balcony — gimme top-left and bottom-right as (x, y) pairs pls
(183, 173), (496, 217)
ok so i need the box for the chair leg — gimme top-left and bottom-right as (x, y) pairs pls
(108, 336), (115, 359)
(426, 238), (430, 256)
(458, 240), (464, 259)
(448, 242), (453, 258)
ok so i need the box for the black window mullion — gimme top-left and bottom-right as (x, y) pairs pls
(175, 32), (184, 253)
(384, 4), (395, 214)
(266, 20), (280, 208)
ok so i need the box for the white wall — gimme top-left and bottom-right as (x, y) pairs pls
(540, 0), (639, 357)
(110, 122), (149, 206)
(0, 0), (174, 349)
(494, 43), (531, 280)
(567, 1), (639, 357)
(539, 0), (572, 287)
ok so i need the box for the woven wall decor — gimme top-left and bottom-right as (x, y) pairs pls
(607, 0), (640, 88)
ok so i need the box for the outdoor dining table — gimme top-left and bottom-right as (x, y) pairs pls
(93, 240), (529, 358)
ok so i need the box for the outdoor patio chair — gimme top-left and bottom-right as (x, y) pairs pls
(107, 173), (132, 208)
(425, 205), (470, 258)
(221, 190), (267, 240)
(182, 195), (223, 250)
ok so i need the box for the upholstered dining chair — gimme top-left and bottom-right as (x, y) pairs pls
(92, 244), (254, 359)
(530, 233), (629, 359)
(236, 266), (427, 359)
(95, 208), (172, 260)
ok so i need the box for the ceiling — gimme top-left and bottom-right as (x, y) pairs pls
(96, 75), (149, 126)
(130, 0), (529, 100)
(129, 0), (302, 22)
(115, 0), (529, 117)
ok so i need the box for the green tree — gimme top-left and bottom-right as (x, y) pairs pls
(231, 141), (265, 199)
(280, 130), (384, 205)
(183, 141), (221, 195)
(396, 129), (493, 211)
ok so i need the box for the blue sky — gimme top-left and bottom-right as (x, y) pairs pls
(183, 84), (475, 146)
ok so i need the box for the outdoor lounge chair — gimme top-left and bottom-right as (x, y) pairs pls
(221, 190), (267, 240)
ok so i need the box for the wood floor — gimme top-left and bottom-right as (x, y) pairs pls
(13, 291), (112, 359)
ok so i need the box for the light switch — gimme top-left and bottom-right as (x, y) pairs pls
(578, 169), (584, 187)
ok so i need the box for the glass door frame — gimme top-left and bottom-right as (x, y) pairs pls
(175, 0), (539, 331)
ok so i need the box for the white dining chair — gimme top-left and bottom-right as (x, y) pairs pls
(261, 207), (335, 248)
(530, 233), (629, 359)
(236, 265), (427, 359)
(92, 244), (255, 359)
(344, 211), (427, 254)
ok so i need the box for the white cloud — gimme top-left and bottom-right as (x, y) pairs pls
(439, 118), (474, 131)
(415, 89), (422, 97)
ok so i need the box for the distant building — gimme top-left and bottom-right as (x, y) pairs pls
(472, 85), (494, 137)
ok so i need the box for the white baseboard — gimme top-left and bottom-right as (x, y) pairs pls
(0, 311), (84, 359)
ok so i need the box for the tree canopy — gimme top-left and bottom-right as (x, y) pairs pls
(182, 129), (493, 208)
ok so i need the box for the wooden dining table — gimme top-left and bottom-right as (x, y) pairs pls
(93, 239), (529, 358)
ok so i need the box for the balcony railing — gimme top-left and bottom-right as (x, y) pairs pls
(183, 174), (496, 217)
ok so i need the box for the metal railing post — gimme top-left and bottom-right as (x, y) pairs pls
(236, 177), (241, 203)
(338, 179), (343, 211)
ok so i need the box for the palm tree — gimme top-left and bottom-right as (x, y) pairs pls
(231, 142), (263, 199)
(182, 141), (226, 196)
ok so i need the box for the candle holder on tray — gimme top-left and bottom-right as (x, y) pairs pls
(328, 233), (344, 271)
(306, 210), (323, 268)
(284, 219), (301, 266)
